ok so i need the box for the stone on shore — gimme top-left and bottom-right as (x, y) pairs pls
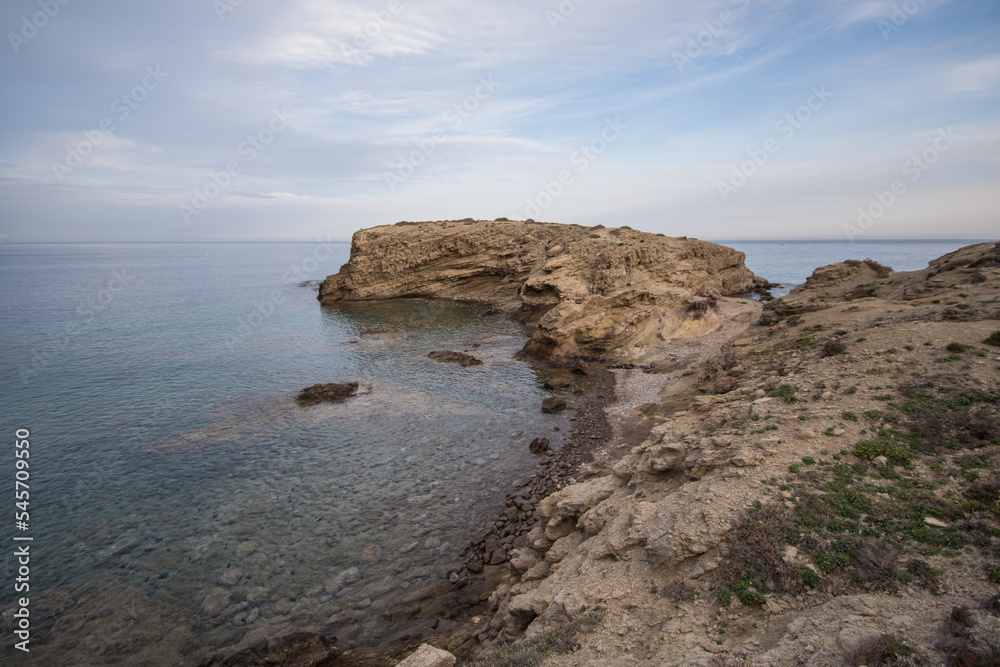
(529, 437), (550, 454)
(395, 643), (457, 667)
(541, 397), (567, 413)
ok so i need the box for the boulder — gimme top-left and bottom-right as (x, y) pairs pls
(544, 377), (571, 390)
(295, 382), (358, 406)
(529, 437), (550, 454)
(541, 397), (567, 414)
(537, 476), (617, 526)
(427, 351), (483, 367)
(395, 644), (457, 667)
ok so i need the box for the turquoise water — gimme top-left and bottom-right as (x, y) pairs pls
(0, 238), (990, 664)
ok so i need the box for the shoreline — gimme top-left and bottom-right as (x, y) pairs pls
(451, 240), (1000, 667)
(200, 236), (1000, 666)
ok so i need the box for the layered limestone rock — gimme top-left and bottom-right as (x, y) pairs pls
(455, 241), (1000, 666)
(319, 219), (759, 364)
(759, 240), (1000, 325)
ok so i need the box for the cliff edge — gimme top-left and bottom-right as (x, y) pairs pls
(318, 220), (761, 365)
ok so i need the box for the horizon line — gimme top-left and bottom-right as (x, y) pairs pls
(0, 238), (995, 245)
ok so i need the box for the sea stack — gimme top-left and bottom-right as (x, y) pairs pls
(319, 219), (761, 365)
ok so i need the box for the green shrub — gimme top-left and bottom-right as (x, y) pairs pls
(774, 384), (798, 404)
(984, 331), (1000, 347)
(854, 438), (913, 465)
(843, 411), (859, 422)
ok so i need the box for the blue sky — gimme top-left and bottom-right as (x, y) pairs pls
(1, 0), (998, 242)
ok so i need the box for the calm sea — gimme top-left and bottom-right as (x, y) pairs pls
(0, 238), (989, 664)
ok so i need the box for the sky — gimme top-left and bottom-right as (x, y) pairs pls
(0, 0), (998, 243)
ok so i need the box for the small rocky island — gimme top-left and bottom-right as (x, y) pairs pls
(319, 219), (769, 366)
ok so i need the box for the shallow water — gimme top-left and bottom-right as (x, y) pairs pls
(0, 244), (569, 663)
(0, 238), (986, 664)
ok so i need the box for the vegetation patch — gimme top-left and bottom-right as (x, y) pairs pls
(473, 609), (606, 667)
(846, 634), (921, 666)
(717, 503), (798, 607)
(773, 384), (798, 404)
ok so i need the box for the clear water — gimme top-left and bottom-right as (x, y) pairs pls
(0, 238), (990, 664)
(0, 243), (570, 664)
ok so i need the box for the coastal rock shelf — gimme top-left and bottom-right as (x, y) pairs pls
(319, 219), (761, 365)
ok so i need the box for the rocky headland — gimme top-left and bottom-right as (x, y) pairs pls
(195, 227), (999, 666)
(318, 219), (766, 366)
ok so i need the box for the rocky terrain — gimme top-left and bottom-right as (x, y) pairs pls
(431, 239), (1000, 667)
(318, 220), (764, 366)
(197, 233), (998, 666)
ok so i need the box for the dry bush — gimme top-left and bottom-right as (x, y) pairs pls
(855, 542), (901, 585)
(710, 651), (755, 667)
(721, 504), (799, 594)
(847, 633), (919, 666)
(655, 578), (695, 602)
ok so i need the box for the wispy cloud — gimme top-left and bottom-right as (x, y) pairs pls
(0, 0), (997, 241)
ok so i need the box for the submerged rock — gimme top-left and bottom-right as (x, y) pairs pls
(197, 625), (347, 667)
(427, 351), (483, 367)
(295, 382), (359, 406)
(199, 588), (231, 616)
(541, 397), (567, 414)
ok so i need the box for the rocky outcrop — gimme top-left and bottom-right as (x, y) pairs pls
(296, 382), (359, 405)
(456, 241), (1000, 667)
(426, 351), (483, 367)
(319, 220), (758, 365)
(760, 240), (1000, 325)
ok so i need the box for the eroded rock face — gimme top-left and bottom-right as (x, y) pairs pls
(759, 240), (1000, 325)
(319, 220), (757, 364)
